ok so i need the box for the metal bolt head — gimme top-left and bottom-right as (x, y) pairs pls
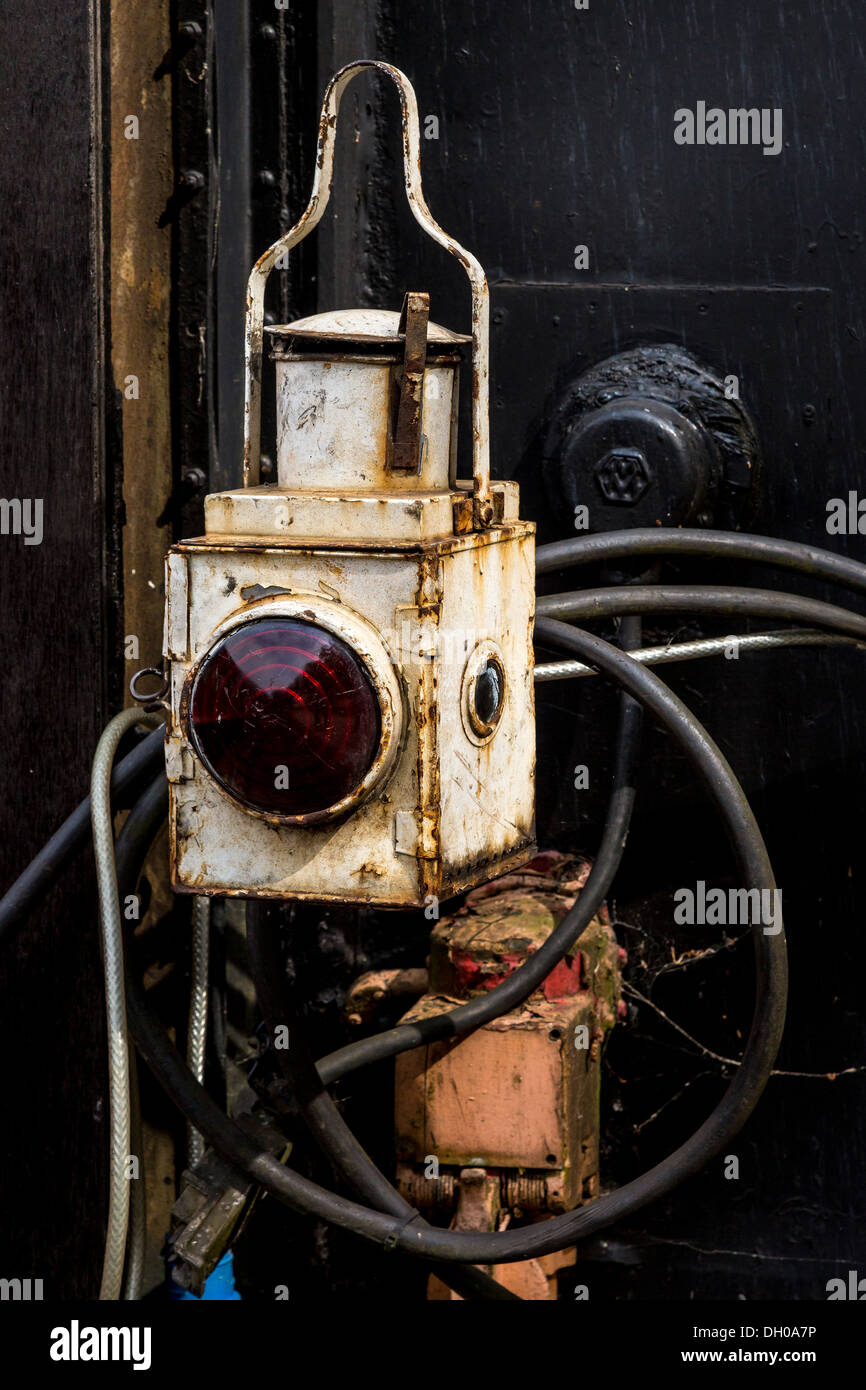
(594, 446), (652, 505)
(182, 467), (207, 491)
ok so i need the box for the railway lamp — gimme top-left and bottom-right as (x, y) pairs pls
(163, 60), (536, 908)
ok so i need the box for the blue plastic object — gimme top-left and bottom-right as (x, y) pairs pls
(168, 1250), (241, 1300)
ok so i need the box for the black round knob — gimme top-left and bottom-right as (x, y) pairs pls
(562, 396), (716, 528)
(544, 344), (762, 535)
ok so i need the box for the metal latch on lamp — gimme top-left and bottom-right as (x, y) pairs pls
(389, 290), (429, 475)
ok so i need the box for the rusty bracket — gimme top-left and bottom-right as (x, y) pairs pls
(389, 291), (430, 474)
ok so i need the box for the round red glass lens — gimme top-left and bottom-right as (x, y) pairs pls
(189, 618), (382, 817)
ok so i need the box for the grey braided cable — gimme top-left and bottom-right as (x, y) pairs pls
(92, 707), (164, 1301)
(534, 627), (865, 682)
(186, 896), (211, 1168)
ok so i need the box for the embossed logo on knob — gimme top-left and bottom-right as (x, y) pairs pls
(594, 447), (653, 505)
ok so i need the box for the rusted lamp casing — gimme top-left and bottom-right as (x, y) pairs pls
(162, 62), (536, 908)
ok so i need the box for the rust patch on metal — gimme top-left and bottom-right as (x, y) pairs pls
(452, 495), (473, 534)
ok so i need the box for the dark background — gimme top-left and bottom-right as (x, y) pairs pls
(1, 0), (864, 1299)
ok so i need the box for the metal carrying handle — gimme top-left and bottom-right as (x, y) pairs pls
(243, 59), (492, 524)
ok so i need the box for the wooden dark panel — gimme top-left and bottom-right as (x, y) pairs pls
(0, 1), (113, 1295)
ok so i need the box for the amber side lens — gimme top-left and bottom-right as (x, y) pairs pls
(189, 618), (381, 817)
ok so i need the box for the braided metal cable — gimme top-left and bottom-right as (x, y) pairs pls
(186, 896), (211, 1168)
(535, 627), (866, 681)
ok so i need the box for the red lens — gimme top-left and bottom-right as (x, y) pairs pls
(189, 618), (382, 818)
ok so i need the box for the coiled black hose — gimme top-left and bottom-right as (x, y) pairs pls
(117, 624), (787, 1267)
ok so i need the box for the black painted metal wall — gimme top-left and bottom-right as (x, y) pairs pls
(225, 0), (865, 1298)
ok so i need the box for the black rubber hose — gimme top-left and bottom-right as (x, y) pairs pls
(536, 585), (866, 641)
(245, 910), (518, 1301)
(117, 627), (786, 1266)
(0, 722), (165, 944)
(535, 526), (866, 594)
